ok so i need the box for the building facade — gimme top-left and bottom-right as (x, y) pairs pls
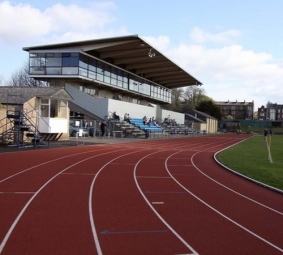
(216, 101), (254, 120)
(22, 35), (202, 125)
(258, 103), (283, 121)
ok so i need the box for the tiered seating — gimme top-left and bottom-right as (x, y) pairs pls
(129, 118), (163, 132)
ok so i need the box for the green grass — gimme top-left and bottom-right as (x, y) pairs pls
(217, 135), (283, 191)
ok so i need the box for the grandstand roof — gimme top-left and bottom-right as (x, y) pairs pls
(23, 35), (202, 89)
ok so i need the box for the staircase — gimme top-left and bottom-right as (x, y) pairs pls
(0, 93), (54, 149)
(0, 109), (49, 148)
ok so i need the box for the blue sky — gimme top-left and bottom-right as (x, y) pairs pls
(0, 0), (282, 109)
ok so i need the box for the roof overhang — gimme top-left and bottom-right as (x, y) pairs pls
(23, 35), (202, 89)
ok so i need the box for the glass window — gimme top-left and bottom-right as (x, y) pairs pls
(104, 76), (110, 84)
(129, 77), (139, 92)
(46, 57), (61, 67)
(97, 61), (104, 74)
(88, 58), (97, 72)
(111, 67), (117, 79)
(50, 99), (58, 118)
(111, 78), (117, 86)
(79, 68), (88, 77)
(88, 70), (96, 79)
(30, 53), (46, 67)
(62, 52), (79, 67)
(46, 67), (61, 75)
(62, 67), (78, 75)
(123, 81), (128, 89)
(104, 64), (111, 77)
(30, 66), (45, 75)
(40, 98), (49, 117)
(117, 69), (124, 81)
(97, 73), (104, 82)
(117, 80), (123, 87)
(79, 54), (88, 69)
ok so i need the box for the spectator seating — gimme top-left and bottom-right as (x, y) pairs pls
(129, 118), (163, 133)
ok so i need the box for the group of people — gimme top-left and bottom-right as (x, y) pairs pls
(163, 115), (177, 126)
(112, 111), (132, 122)
(124, 113), (131, 122)
(142, 116), (159, 126)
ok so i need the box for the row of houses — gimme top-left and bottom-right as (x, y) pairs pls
(216, 101), (283, 122)
(258, 103), (283, 121)
(216, 101), (254, 120)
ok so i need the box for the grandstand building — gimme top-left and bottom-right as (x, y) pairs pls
(0, 35), (208, 145)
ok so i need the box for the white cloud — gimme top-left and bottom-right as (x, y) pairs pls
(0, 1), (282, 110)
(141, 35), (171, 52)
(190, 26), (241, 44)
(164, 43), (283, 108)
(0, 1), (124, 45)
(0, 1), (51, 43)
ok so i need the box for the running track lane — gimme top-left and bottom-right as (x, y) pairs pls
(0, 135), (282, 254)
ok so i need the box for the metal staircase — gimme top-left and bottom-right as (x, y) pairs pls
(0, 94), (49, 148)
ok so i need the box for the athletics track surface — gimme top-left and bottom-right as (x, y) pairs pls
(0, 134), (282, 255)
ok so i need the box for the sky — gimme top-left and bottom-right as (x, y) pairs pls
(0, 0), (282, 110)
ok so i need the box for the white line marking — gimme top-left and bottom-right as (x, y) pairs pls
(165, 141), (283, 253)
(136, 176), (171, 179)
(0, 148), (131, 254)
(0, 147), (111, 184)
(0, 192), (35, 194)
(134, 150), (199, 255)
(89, 148), (151, 255)
(152, 202), (164, 204)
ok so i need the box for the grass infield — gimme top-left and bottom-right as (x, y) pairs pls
(218, 135), (283, 191)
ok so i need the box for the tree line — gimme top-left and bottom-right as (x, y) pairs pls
(165, 87), (222, 120)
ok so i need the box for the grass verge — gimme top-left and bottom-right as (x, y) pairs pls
(217, 135), (283, 191)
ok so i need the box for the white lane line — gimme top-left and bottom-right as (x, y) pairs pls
(0, 147), (112, 184)
(167, 165), (193, 166)
(89, 148), (151, 255)
(192, 140), (283, 216)
(88, 140), (210, 255)
(165, 141), (283, 253)
(136, 176), (171, 179)
(109, 163), (136, 165)
(0, 148), (130, 255)
(60, 173), (97, 176)
(133, 150), (199, 255)
(152, 202), (164, 205)
(0, 192), (35, 194)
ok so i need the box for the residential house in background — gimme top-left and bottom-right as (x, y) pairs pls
(216, 101), (254, 120)
(258, 103), (283, 121)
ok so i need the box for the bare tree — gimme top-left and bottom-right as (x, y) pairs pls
(0, 74), (3, 86)
(167, 88), (184, 111)
(182, 86), (208, 110)
(7, 61), (48, 87)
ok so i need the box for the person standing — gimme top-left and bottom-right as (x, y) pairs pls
(100, 121), (107, 138)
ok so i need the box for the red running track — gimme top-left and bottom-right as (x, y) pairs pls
(0, 134), (282, 255)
